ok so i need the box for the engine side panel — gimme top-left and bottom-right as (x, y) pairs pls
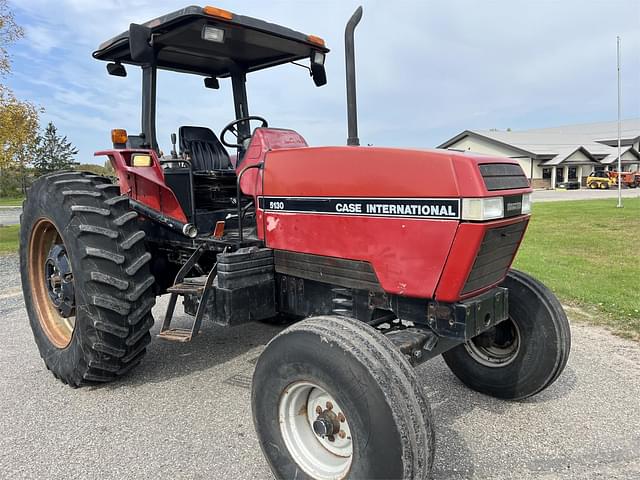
(262, 212), (458, 298)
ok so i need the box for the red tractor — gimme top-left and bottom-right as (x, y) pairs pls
(610, 170), (640, 188)
(19, 5), (570, 479)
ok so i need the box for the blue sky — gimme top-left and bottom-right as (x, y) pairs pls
(5, 0), (640, 162)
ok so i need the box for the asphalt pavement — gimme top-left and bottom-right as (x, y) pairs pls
(0, 207), (21, 226)
(0, 252), (638, 479)
(532, 188), (640, 202)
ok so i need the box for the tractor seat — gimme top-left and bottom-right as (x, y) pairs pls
(178, 126), (232, 171)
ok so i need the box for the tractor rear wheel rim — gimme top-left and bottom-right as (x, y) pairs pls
(278, 381), (353, 479)
(29, 218), (76, 348)
(464, 318), (521, 368)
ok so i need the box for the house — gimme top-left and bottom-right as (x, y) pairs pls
(438, 119), (640, 189)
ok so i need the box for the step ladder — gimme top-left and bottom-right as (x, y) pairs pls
(158, 245), (226, 342)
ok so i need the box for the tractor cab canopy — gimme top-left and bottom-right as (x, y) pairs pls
(93, 5), (329, 154)
(93, 5), (329, 78)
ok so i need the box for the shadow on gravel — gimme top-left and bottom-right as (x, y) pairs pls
(91, 299), (578, 478)
(99, 307), (289, 391)
(419, 357), (576, 478)
(421, 364), (480, 478)
(521, 365), (577, 404)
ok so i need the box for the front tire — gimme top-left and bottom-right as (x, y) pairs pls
(252, 315), (434, 479)
(20, 171), (156, 387)
(442, 270), (570, 400)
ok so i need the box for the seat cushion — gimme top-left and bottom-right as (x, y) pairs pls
(179, 126), (232, 171)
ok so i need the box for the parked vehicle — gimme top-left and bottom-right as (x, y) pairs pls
(19, 5), (570, 479)
(556, 180), (581, 190)
(610, 170), (640, 188)
(587, 170), (616, 189)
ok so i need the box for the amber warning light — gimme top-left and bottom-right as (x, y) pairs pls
(111, 129), (128, 146)
(203, 6), (233, 20)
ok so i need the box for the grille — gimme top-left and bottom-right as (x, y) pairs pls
(462, 221), (527, 295)
(479, 163), (529, 191)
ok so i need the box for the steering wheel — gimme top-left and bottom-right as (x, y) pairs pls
(220, 116), (268, 148)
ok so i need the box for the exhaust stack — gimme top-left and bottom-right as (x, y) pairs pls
(345, 6), (363, 146)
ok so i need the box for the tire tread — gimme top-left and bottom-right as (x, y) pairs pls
(20, 171), (155, 387)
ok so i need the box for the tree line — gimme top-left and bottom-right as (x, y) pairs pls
(0, 1), (111, 197)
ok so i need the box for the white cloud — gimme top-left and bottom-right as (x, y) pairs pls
(7, 0), (640, 159)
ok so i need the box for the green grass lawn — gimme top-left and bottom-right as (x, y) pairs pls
(514, 197), (639, 340)
(0, 196), (24, 207)
(0, 225), (20, 254)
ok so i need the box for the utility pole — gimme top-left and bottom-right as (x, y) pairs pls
(616, 36), (623, 208)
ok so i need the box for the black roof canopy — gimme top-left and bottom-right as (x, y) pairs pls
(93, 5), (329, 77)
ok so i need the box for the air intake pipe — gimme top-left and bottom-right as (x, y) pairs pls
(345, 6), (363, 146)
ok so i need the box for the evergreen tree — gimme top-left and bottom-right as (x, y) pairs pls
(33, 122), (78, 174)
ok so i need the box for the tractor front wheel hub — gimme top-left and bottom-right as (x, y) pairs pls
(278, 381), (353, 479)
(44, 244), (75, 318)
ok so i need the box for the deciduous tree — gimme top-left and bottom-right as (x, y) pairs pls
(0, 0), (23, 76)
(0, 86), (39, 195)
(0, 1), (41, 195)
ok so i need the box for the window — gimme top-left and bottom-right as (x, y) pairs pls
(542, 168), (552, 179)
(568, 167), (577, 180)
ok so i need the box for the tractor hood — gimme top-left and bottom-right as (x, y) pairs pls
(260, 146), (531, 200)
(255, 145), (532, 301)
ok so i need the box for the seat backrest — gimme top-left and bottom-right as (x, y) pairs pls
(178, 126), (232, 171)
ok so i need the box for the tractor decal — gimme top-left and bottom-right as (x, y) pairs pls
(258, 196), (461, 219)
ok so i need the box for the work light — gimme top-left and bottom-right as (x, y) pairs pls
(202, 26), (225, 43)
(312, 51), (325, 65)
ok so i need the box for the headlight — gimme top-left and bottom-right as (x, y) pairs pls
(461, 197), (504, 221)
(521, 192), (532, 214)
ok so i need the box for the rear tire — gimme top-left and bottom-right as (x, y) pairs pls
(252, 315), (434, 479)
(20, 171), (156, 387)
(442, 269), (570, 400)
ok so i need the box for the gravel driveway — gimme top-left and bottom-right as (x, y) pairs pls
(533, 188), (640, 202)
(0, 252), (638, 479)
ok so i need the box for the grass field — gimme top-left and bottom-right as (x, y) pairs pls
(0, 196), (24, 207)
(514, 197), (639, 340)
(0, 225), (19, 254)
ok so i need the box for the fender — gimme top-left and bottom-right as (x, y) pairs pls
(95, 149), (188, 223)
